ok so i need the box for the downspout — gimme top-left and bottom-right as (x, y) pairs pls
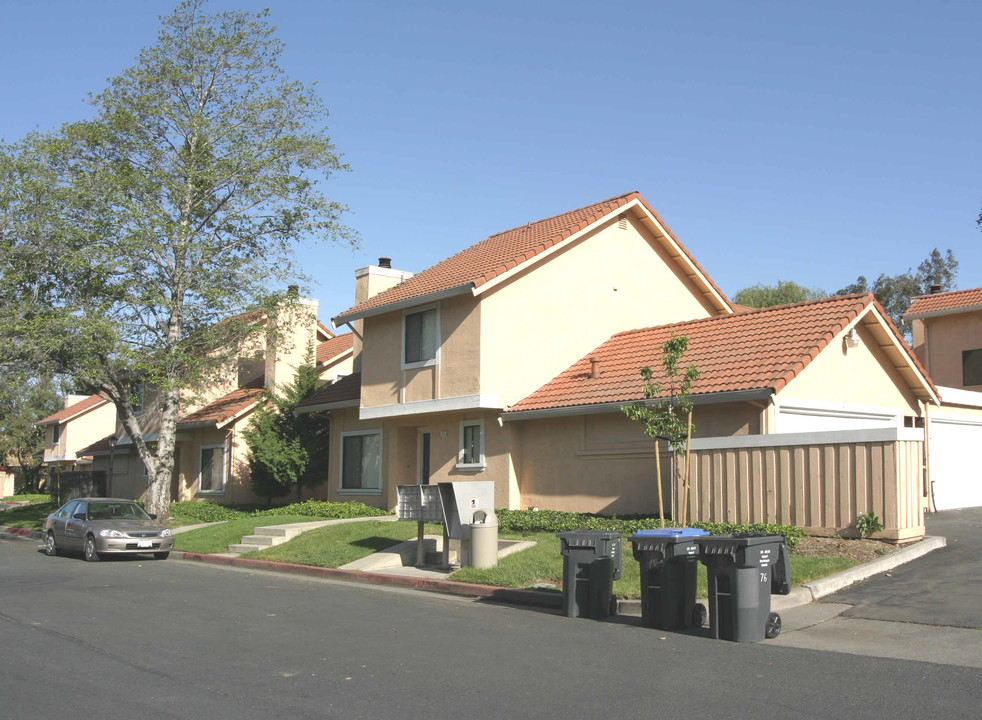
(924, 400), (936, 514)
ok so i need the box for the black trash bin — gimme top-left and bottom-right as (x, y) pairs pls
(631, 528), (709, 631)
(698, 533), (791, 642)
(557, 531), (622, 619)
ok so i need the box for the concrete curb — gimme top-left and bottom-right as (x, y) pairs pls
(0, 525), (44, 541)
(175, 551), (563, 609)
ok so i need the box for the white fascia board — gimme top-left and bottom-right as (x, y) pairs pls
(631, 199), (732, 314)
(294, 399), (359, 415)
(332, 284), (473, 325)
(215, 400), (261, 430)
(502, 389), (774, 422)
(850, 305), (940, 405)
(689, 427), (924, 451)
(359, 394), (500, 420)
(936, 386), (982, 409)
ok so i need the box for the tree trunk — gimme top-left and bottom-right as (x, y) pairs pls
(655, 440), (665, 528)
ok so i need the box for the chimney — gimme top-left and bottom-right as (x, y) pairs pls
(350, 258), (413, 372)
(590, 356), (602, 379)
(929, 284), (942, 295)
(287, 284), (299, 298)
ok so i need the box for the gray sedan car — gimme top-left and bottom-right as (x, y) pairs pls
(43, 497), (174, 561)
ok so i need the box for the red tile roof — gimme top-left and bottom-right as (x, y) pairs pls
(506, 294), (933, 414)
(75, 435), (118, 456)
(316, 333), (354, 366)
(177, 387), (265, 428)
(296, 373), (362, 411)
(333, 192), (731, 322)
(36, 394), (110, 426)
(906, 287), (982, 318)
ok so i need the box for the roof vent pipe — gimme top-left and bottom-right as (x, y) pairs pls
(929, 284), (942, 294)
(590, 356), (602, 379)
(378, 257), (392, 269)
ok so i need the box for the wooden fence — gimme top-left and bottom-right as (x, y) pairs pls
(50, 471), (107, 506)
(686, 429), (925, 541)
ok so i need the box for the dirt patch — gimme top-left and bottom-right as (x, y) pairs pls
(793, 536), (897, 564)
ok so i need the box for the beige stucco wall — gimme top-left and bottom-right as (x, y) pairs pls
(515, 403), (763, 514)
(44, 402), (117, 467)
(479, 213), (722, 408)
(359, 294), (481, 408)
(779, 321), (921, 417)
(912, 311), (982, 390)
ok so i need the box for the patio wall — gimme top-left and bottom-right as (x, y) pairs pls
(686, 428), (926, 541)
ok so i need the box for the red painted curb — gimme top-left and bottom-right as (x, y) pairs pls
(177, 552), (562, 609)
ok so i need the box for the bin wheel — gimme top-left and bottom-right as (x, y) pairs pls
(765, 612), (782, 639)
(692, 604), (708, 628)
(609, 596), (618, 617)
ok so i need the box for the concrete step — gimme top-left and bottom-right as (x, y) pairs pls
(253, 526), (305, 539)
(228, 543), (265, 553)
(239, 534), (279, 546)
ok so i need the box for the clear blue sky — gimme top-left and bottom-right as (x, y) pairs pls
(2, 0), (979, 327)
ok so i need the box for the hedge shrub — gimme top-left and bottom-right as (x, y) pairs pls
(169, 499), (389, 524)
(495, 509), (804, 550)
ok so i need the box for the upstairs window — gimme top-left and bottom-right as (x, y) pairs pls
(963, 349), (982, 387)
(403, 307), (438, 367)
(131, 382), (145, 415)
(52, 424), (62, 446)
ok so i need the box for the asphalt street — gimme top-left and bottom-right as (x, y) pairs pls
(2, 535), (980, 720)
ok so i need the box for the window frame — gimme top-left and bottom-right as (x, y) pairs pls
(963, 349), (982, 387)
(339, 429), (383, 495)
(198, 443), (227, 494)
(401, 305), (440, 370)
(131, 382), (145, 415)
(457, 419), (486, 471)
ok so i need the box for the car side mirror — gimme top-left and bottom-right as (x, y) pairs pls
(73, 512), (86, 520)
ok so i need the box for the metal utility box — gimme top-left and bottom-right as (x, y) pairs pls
(631, 528), (709, 631)
(557, 531), (623, 619)
(698, 533), (791, 642)
(396, 485), (444, 522)
(439, 481), (498, 568)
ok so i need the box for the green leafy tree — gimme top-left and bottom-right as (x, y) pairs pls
(622, 335), (699, 526)
(0, 372), (63, 493)
(243, 357), (329, 504)
(837, 248), (958, 339)
(733, 280), (826, 308)
(0, 1), (354, 516)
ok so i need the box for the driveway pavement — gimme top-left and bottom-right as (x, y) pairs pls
(826, 507), (982, 628)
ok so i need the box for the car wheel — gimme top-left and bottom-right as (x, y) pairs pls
(153, 552), (169, 560)
(765, 612), (782, 639)
(83, 535), (101, 562)
(692, 604), (708, 628)
(44, 532), (58, 557)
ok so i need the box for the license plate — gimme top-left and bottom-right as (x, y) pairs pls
(137, 540), (153, 548)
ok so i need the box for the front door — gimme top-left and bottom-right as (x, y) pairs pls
(418, 431), (431, 485)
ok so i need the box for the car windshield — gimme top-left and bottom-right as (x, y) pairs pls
(87, 502), (151, 521)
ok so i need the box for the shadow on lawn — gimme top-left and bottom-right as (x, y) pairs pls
(350, 536), (411, 552)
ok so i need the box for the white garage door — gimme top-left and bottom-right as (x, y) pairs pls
(929, 416), (982, 511)
(775, 400), (899, 434)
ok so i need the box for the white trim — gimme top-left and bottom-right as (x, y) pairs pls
(775, 398), (901, 426)
(936, 386), (982, 409)
(339, 429), (383, 494)
(457, 419), (486, 471)
(198, 443), (227, 494)
(354, 264), (414, 281)
(401, 304), (440, 370)
(333, 284), (471, 325)
(689, 427), (924, 451)
(930, 412), (982, 428)
(360, 394), (500, 420)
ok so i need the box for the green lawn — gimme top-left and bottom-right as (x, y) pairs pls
(0, 501), (57, 530)
(176, 521), (859, 599)
(173, 515), (327, 554)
